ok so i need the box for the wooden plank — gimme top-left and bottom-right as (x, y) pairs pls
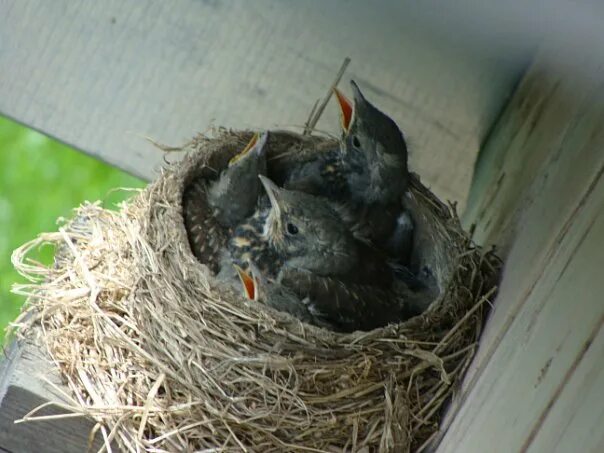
(1, 337), (64, 403)
(431, 48), (604, 452)
(463, 48), (604, 253)
(0, 0), (526, 207)
(435, 165), (604, 452)
(0, 339), (118, 452)
(526, 327), (604, 453)
(456, 48), (604, 388)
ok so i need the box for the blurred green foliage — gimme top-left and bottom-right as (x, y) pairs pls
(0, 115), (144, 344)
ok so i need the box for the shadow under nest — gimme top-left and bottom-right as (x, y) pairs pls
(14, 129), (500, 452)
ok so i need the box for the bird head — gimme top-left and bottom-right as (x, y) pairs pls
(334, 81), (408, 203)
(258, 175), (357, 276)
(228, 131), (269, 167)
(207, 131), (269, 227)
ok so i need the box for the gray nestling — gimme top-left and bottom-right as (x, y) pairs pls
(335, 80), (409, 206)
(283, 81), (413, 257)
(207, 131), (268, 228)
(258, 175), (434, 330)
(259, 175), (392, 286)
(234, 262), (335, 330)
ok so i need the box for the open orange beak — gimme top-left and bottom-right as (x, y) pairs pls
(234, 264), (256, 300)
(333, 87), (353, 132)
(229, 132), (259, 166)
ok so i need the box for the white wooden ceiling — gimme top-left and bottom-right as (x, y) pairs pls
(0, 0), (534, 208)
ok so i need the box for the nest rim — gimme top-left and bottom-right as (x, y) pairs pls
(10, 128), (501, 452)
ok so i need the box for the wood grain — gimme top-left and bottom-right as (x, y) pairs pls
(432, 48), (604, 452)
(526, 326), (604, 453)
(0, 339), (118, 452)
(436, 188), (604, 452)
(459, 47), (604, 378)
(0, 0), (525, 208)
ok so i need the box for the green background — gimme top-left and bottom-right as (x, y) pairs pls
(0, 115), (144, 344)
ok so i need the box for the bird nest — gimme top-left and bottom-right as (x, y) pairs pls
(11, 129), (500, 452)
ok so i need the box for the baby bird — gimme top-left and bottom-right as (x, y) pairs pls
(285, 81), (409, 206)
(207, 132), (268, 228)
(333, 81), (413, 254)
(282, 148), (347, 200)
(334, 80), (409, 206)
(183, 177), (228, 274)
(234, 263), (334, 330)
(259, 175), (392, 286)
(185, 132), (268, 272)
(258, 175), (433, 331)
(283, 81), (412, 256)
(225, 206), (282, 277)
(386, 211), (415, 263)
(277, 267), (431, 332)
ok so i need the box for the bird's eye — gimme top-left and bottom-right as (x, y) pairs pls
(286, 223), (299, 235)
(352, 135), (361, 148)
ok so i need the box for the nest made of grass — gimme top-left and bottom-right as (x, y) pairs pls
(11, 129), (501, 452)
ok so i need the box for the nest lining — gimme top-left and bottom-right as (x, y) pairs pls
(11, 129), (500, 452)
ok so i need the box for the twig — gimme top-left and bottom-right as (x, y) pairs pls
(144, 136), (184, 153)
(303, 99), (319, 134)
(303, 57), (351, 135)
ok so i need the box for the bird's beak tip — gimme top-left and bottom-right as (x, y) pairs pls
(258, 174), (278, 194)
(229, 132), (262, 165)
(258, 175), (282, 212)
(350, 80), (364, 102)
(255, 131), (269, 152)
(258, 174), (272, 189)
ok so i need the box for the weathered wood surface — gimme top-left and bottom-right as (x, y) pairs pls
(432, 48), (604, 452)
(527, 327), (604, 453)
(0, 0), (526, 208)
(0, 338), (117, 452)
(3, 2), (604, 451)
